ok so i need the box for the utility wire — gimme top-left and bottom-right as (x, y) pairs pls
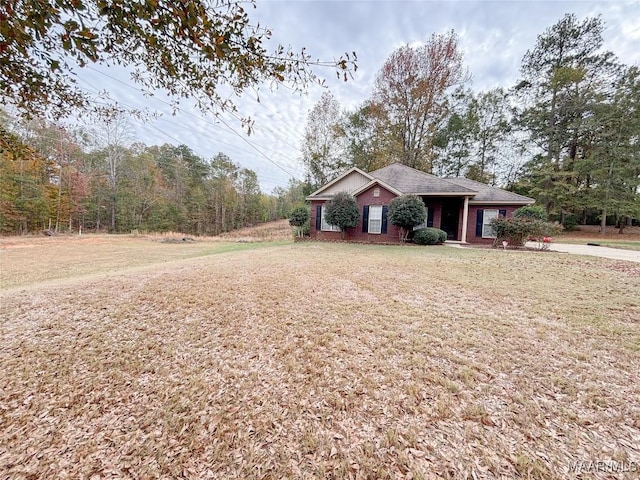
(74, 75), (299, 187)
(84, 66), (302, 180)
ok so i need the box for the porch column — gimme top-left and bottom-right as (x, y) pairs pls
(461, 196), (469, 243)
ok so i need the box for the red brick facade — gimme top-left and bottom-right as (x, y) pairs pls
(465, 205), (520, 244)
(311, 185), (401, 242)
(310, 188), (523, 244)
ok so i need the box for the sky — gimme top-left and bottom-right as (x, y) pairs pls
(74, 0), (640, 193)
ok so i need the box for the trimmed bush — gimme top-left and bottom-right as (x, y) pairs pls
(513, 205), (548, 221)
(413, 227), (447, 245)
(324, 191), (359, 239)
(289, 205), (310, 237)
(562, 213), (578, 231)
(388, 195), (427, 242)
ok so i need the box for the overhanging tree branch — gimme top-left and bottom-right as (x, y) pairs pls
(0, 0), (357, 125)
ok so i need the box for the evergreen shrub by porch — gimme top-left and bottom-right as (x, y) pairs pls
(388, 195), (427, 242)
(561, 213), (578, 231)
(324, 192), (359, 238)
(413, 228), (447, 245)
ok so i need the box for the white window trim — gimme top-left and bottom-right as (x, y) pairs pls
(482, 209), (499, 238)
(368, 205), (383, 234)
(320, 205), (340, 232)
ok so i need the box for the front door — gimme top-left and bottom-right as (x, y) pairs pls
(440, 199), (460, 240)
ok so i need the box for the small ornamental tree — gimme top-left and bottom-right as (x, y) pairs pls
(324, 192), (359, 239)
(388, 195), (427, 242)
(289, 205), (310, 237)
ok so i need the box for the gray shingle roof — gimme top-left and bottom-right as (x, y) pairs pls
(369, 163), (476, 194)
(444, 177), (534, 204)
(307, 162), (535, 204)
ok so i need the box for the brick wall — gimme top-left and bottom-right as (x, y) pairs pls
(310, 185), (401, 242)
(465, 205), (520, 243)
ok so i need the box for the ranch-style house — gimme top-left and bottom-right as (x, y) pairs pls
(306, 163), (535, 244)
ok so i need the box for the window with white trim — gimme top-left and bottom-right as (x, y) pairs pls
(482, 209), (499, 238)
(321, 205), (340, 231)
(368, 205), (383, 234)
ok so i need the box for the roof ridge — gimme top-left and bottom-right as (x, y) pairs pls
(370, 162), (438, 178)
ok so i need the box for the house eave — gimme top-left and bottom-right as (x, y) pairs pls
(468, 199), (535, 205)
(411, 191), (478, 197)
(306, 195), (333, 201)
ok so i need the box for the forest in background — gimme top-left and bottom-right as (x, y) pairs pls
(0, 111), (307, 235)
(2, 12), (638, 236)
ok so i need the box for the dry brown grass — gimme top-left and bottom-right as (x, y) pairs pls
(217, 219), (294, 242)
(1, 238), (639, 479)
(0, 233), (291, 291)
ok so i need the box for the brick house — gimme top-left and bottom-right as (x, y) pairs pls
(306, 163), (535, 244)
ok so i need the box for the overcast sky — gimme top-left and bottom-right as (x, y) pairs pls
(75, 0), (640, 193)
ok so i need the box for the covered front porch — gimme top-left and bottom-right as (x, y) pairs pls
(420, 195), (470, 242)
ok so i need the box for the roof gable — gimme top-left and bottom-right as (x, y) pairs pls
(306, 167), (372, 198)
(350, 178), (402, 197)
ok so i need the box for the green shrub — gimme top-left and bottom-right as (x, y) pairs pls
(289, 205), (310, 237)
(324, 191), (359, 238)
(388, 195), (427, 242)
(413, 228), (447, 245)
(490, 216), (563, 247)
(513, 205), (548, 221)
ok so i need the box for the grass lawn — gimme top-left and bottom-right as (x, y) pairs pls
(1, 234), (639, 479)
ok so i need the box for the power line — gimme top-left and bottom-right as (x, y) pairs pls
(84, 66), (302, 181)
(73, 74), (302, 186)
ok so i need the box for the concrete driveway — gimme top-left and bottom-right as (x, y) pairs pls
(524, 242), (640, 263)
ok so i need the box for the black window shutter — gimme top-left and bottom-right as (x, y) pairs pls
(362, 206), (369, 233)
(427, 207), (434, 228)
(381, 206), (388, 234)
(476, 210), (484, 237)
(499, 209), (507, 218)
(315, 205), (322, 231)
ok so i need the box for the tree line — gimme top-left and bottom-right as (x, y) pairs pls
(302, 14), (640, 231)
(0, 112), (306, 235)
(2, 0), (355, 237)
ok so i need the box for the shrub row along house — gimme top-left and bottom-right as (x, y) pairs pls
(306, 163), (535, 244)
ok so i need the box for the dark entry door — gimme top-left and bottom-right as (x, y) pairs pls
(440, 199), (460, 240)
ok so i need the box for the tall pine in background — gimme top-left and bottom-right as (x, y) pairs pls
(514, 14), (621, 224)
